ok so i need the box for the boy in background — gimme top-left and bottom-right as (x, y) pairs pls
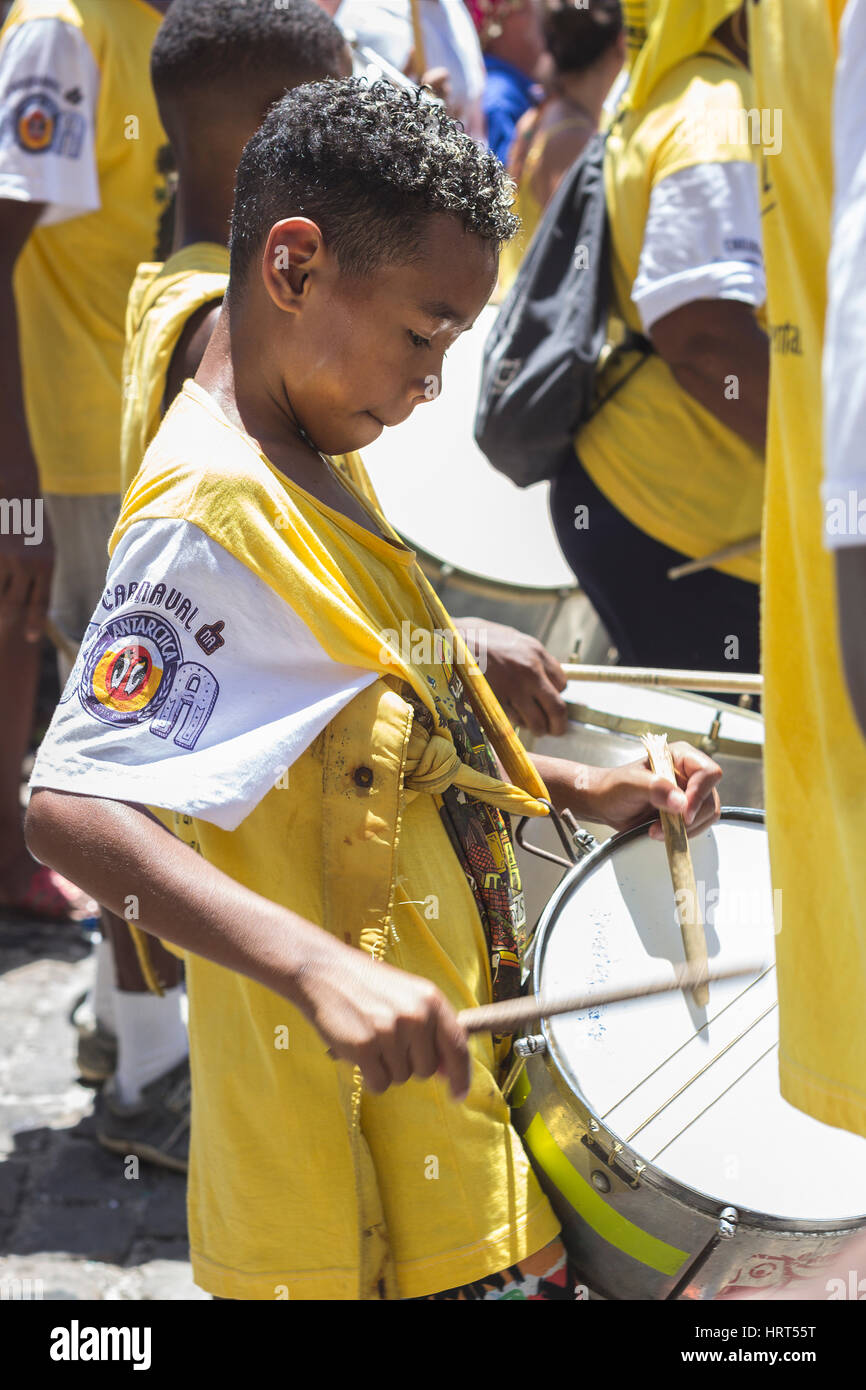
(121, 0), (352, 497)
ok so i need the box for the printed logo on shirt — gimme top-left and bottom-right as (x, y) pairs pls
(13, 91), (59, 152)
(82, 612), (181, 726)
(78, 610), (220, 750)
(0, 90), (86, 159)
(723, 236), (762, 262)
(195, 620), (225, 655)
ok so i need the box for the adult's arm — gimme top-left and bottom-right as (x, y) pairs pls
(630, 161), (770, 454)
(0, 196), (54, 639)
(650, 297), (769, 453)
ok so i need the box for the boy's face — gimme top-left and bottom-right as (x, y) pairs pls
(259, 212), (499, 456)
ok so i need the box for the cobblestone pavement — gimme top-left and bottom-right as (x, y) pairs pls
(0, 917), (207, 1301)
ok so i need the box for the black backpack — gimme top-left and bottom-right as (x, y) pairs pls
(474, 129), (650, 489)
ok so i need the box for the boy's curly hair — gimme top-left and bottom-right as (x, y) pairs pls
(229, 78), (519, 286)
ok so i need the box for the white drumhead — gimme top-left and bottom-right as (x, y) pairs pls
(360, 306), (577, 590)
(537, 815), (866, 1222)
(564, 680), (764, 748)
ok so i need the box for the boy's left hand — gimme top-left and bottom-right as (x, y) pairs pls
(542, 743), (722, 841)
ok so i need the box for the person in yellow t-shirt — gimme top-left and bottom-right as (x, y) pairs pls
(25, 78), (722, 1299)
(0, 0), (170, 923)
(748, 0), (866, 1140)
(499, 0), (625, 296)
(551, 0), (768, 677)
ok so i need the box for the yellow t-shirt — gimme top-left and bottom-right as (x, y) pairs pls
(2, 0), (168, 495)
(751, 0), (866, 1139)
(108, 382), (560, 1299)
(120, 243), (229, 495)
(576, 39), (764, 582)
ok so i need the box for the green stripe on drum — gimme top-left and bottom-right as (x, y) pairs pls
(523, 1113), (689, 1276)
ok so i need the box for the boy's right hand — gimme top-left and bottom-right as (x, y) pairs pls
(295, 945), (472, 1102)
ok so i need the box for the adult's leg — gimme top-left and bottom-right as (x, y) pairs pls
(0, 608), (43, 896)
(550, 457), (761, 679)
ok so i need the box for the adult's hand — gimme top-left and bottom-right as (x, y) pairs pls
(456, 618), (569, 736)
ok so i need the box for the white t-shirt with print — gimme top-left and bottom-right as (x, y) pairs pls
(30, 517), (378, 831)
(0, 14), (99, 222)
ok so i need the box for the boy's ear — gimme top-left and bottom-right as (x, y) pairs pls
(261, 218), (325, 313)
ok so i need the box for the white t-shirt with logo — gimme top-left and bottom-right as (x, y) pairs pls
(0, 15), (99, 222)
(29, 517), (378, 831)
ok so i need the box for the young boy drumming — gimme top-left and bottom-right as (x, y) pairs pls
(26, 78), (721, 1301)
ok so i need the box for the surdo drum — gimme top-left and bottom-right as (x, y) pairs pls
(511, 811), (866, 1300)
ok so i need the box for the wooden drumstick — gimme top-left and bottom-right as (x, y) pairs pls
(641, 732), (709, 1007)
(667, 534), (761, 581)
(458, 959), (763, 1035)
(560, 663), (762, 695)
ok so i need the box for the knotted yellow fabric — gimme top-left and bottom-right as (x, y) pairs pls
(404, 720), (549, 815)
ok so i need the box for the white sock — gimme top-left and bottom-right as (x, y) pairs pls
(75, 937), (117, 1035)
(112, 985), (189, 1106)
(92, 936), (117, 1033)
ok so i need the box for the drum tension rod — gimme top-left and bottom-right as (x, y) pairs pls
(664, 1207), (739, 1301)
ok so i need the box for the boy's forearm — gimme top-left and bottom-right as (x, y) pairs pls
(529, 754), (604, 819)
(25, 788), (338, 1004)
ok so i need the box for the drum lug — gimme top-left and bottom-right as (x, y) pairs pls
(699, 713), (723, 757)
(513, 1034), (547, 1060)
(562, 809), (600, 861)
(718, 1205), (739, 1240)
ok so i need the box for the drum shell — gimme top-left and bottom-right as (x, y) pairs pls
(512, 1051), (863, 1300)
(513, 815), (866, 1300)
